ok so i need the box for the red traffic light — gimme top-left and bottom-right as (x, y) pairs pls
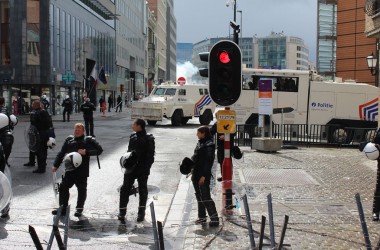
(219, 51), (231, 64)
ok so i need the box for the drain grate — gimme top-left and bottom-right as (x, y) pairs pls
(243, 169), (319, 185)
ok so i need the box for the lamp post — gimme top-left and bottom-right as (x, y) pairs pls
(237, 10), (242, 42)
(367, 51), (379, 87)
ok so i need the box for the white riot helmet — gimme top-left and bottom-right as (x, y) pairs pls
(65, 95), (69, 99)
(0, 113), (9, 130)
(9, 114), (18, 127)
(363, 142), (380, 160)
(63, 152), (82, 171)
(120, 151), (138, 174)
(41, 95), (47, 100)
(47, 137), (56, 149)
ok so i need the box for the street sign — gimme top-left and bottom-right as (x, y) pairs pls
(258, 80), (273, 115)
(177, 76), (186, 85)
(217, 110), (236, 133)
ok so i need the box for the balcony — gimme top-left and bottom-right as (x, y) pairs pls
(365, 0), (380, 38)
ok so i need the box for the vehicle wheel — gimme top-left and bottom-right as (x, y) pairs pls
(181, 117), (190, 125)
(199, 110), (213, 125)
(147, 120), (157, 126)
(171, 110), (183, 126)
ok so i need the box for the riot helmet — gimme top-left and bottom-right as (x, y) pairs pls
(63, 152), (82, 171)
(363, 142), (380, 160)
(0, 113), (9, 130)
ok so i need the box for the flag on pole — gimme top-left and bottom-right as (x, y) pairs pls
(98, 66), (107, 84)
(90, 65), (98, 86)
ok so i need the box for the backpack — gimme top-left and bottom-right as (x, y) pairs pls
(146, 134), (155, 166)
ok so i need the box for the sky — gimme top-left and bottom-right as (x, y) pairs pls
(174, 0), (318, 63)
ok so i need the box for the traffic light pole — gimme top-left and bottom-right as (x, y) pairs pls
(222, 110), (234, 213)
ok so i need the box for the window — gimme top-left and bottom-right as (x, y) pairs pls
(204, 89), (209, 95)
(178, 89), (186, 96)
(153, 88), (177, 96)
(242, 74), (299, 92)
(199, 89), (204, 95)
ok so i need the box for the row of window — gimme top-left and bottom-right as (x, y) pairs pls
(49, 4), (115, 74)
(242, 75), (299, 93)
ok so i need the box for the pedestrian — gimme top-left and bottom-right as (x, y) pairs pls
(118, 118), (155, 222)
(99, 96), (104, 113)
(80, 98), (96, 137)
(30, 100), (53, 173)
(62, 95), (73, 122)
(40, 94), (50, 112)
(108, 94), (113, 112)
(0, 114), (11, 218)
(210, 121), (235, 182)
(115, 95), (122, 112)
(52, 123), (103, 217)
(191, 126), (219, 227)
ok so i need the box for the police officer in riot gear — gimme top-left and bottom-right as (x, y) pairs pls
(52, 123), (103, 217)
(40, 94), (50, 111)
(62, 95), (73, 122)
(30, 100), (53, 174)
(0, 97), (14, 168)
(118, 119), (155, 222)
(80, 98), (96, 137)
(191, 126), (219, 227)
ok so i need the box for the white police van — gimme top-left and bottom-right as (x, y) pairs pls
(131, 81), (215, 126)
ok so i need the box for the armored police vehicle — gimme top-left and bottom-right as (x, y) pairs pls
(131, 82), (215, 126)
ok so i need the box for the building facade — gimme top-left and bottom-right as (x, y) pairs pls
(253, 32), (309, 71)
(0, 0), (117, 115)
(176, 43), (193, 64)
(166, 0), (176, 82)
(337, 0), (376, 85)
(317, 0), (337, 80)
(115, 0), (146, 101)
(192, 37), (254, 82)
(145, 4), (157, 94)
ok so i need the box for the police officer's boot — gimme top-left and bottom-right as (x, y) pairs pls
(137, 207), (145, 222)
(194, 193), (207, 224)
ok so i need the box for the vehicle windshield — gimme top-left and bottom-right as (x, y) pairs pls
(153, 88), (177, 96)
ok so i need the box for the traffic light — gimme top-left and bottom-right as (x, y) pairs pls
(209, 40), (242, 106)
(198, 52), (209, 77)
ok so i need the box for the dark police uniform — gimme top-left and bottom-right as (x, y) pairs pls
(31, 107), (52, 173)
(62, 97), (73, 122)
(53, 135), (103, 215)
(41, 99), (50, 111)
(191, 136), (219, 224)
(119, 130), (154, 219)
(80, 100), (96, 137)
(0, 105), (13, 168)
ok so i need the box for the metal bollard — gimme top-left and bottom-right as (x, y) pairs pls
(150, 202), (160, 250)
(242, 194), (256, 249)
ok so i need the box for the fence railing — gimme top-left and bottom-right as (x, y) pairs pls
(235, 124), (377, 147)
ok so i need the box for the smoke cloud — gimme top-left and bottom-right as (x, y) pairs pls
(176, 61), (199, 84)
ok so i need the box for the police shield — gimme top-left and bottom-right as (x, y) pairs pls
(24, 124), (41, 152)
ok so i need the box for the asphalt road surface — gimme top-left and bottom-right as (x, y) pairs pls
(0, 113), (203, 249)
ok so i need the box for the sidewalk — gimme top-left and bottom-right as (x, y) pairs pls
(16, 108), (130, 123)
(165, 146), (380, 249)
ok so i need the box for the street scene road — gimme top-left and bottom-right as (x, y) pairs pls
(0, 110), (380, 249)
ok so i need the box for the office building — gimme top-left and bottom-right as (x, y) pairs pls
(317, 0), (337, 80)
(253, 32), (309, 71)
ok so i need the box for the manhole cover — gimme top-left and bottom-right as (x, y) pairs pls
(243, 169), (319, 185)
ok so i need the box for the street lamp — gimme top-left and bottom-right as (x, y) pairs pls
(237, 10), (242, 42)
(367, 52), (377, 76)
